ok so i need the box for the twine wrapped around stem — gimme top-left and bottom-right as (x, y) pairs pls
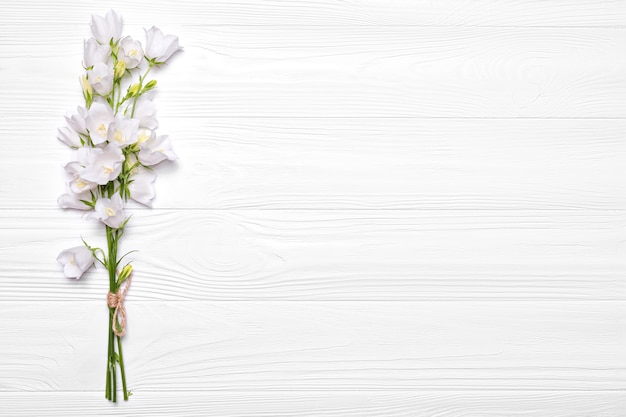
(107, 274), (132, 337)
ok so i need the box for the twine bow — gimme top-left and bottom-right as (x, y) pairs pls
(107, 273), (132, 337)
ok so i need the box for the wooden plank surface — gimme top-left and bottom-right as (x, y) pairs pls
(0, 301), (623, 391)
(2, 118), (625, 210)
(1, 391), (625, 416)
(1, 0), (625, 414)
(1, 0), (625, 26)
(1, 27), (625, 118)
(1, 209), (624, 301)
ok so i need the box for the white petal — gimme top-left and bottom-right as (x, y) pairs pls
(80, 145), (124, 185)
(58, 185), (92, 211)
(94, 193), (126, 228)
(64, 106), (89, 135)
(83, 37), (111, 68)
(129, 168), (157, 207)
(91, 9), (123, 45)
(58, 193), (91, 210)
(87, 62), (114, 96)
(57, 246), (93, 279)
(86, 101), (114, 144)
(107, 115), (140, 148)
(132, 96), (158, 130)
(119, 36), (143, 69)
(144, 26), (182, 62)
(57, 127), (82, 148)
(137, 135), (177, 166)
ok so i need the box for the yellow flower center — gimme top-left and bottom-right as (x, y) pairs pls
(138, 130), (150, 143)
(75, 179), (87, 189)
(114, 130), (124, 143)
(97, 123), (107, 136)
(105, 207), (116, 216)
(69, 256), (76, 265)
(103, 165), (114, 174)
(129, 49), (137, 57)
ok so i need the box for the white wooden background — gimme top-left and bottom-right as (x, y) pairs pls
(1, 1), (625, 415)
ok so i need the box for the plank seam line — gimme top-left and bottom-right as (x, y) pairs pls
(3, 208), (626, 212)
(1, 388), (626, 393)
(4, 300), (626, 304)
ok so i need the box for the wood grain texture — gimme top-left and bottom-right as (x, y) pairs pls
(1, 27), (625, 118)
(1, 391), (625, 416)
(0, 301), (624, 391)
(1, 0), (625, 27)
(1, 0), (625, 414)
(1, 209), (624, 301)
(3, 118), (625, 210)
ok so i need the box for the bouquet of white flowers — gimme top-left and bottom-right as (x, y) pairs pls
(56, 9), (181, 402)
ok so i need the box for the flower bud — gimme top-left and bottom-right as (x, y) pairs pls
(143, 79), (157, 91)
(79, 74), (93, 96)
(118, 264), (133, 283)
(127, 83), (141, 97)
(114, 60), (126, 79)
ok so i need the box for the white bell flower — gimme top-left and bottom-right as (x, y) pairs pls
(57, 246), (94, 279)
(80, 145), (124, 185)
(58, 186), (92, 211)
(64, 147), (98, 193)
(86, 101), (114, 145)
(87, 62), (114, 96)
(84, 37), (111, 68)
(108, 115), (140, 148)
(65, 106), (89, 134)
(91, 9), (123, 45)
(144, 26), (181, 63)
(118, 36), (143, 69)
(130, 95), (158, 130)
(137, 134), (177, 166)
(68, 171), (98, 194)
(94, 192), (126, 228)
(136, 128), (155, 145)
(58, 126), (82, 148)
(129, 166), (156, 207)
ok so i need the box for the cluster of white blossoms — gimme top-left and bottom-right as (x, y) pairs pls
(57, 10), (181, 279)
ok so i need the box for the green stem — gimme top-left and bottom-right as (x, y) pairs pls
(106, 225), (132, 402)
(105, 318), (111, 400)
(106, 226), (117, 290)
(111, 359), (116, 403)
(106, 226), (117, 401)
(117, 335), (129, 400)
(131, 64), (153, 118)
(114, 81), (120, 114)
(109, 309), (116, 402)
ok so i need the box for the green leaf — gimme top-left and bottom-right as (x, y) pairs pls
(116, 250), (138, 268)
(79, 199), (95, 208)
(120, 215), (133, 229)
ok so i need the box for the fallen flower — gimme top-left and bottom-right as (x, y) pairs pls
(57, 246), (94, 279)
